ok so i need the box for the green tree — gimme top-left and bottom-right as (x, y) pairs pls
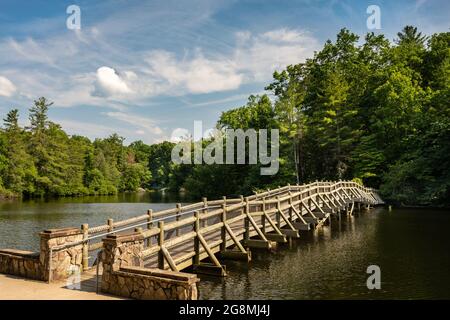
(2, 109), (37, 195)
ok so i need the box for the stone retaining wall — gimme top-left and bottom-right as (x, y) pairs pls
(0, 227), (84, 282)
(0, 249), (43, 280)
(106, 267), (199, 300)
(101, 232), (199, 300)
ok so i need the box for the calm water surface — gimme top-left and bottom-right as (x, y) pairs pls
(1, 195), (449, 299)
(0, 192), (185, 251)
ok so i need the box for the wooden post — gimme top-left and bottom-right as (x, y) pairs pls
(194, 211), (200, 265)
(239, 195), (244, 216)
(261, 199), (266, 234)
(158, 221), (164, 269)
(81, 224), (89, 271)
(147, 209), (153, 246)
(244, 197), (250, 241)
(107, 219), (114, 232)
(176, 203), (181, 236)
(202, 197), (208, 228)
(276, 196), (281, 228)
(298, 191), (303, 216)
(221, 203), (227, 251)
(202, 197), (208, 214)
(147, 209), (153, 229)
(288, 192), (293, 221)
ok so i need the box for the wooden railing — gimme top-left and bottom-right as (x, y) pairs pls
(78, 180), (382, 272)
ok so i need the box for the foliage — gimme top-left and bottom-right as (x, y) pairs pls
(1, 26), (449, 206)
(0, 100), (152, 197)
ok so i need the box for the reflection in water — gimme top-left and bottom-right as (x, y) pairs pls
(0, 191), (186, 251)
(1, 198), (449, 299)
(198, 208), (450, 300)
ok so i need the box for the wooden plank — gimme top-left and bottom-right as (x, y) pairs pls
(247, 213), (269, 242)
(262, 208), (283, 236)
(244, 239), (271, 249)
(301, 200), (318, 219)
(280, 229), (299, 238)
(276, 207), (296, 231)
(158, 221), (165, 269)
(193, 263), (226, 276)
(164, 231), (196, 249)
(198, 233), (225, 272)
(311, 197), (326, 215)
(265, 233), (287, 243)
(224, 224), (247, 253)
(164, 216), (196, 232)
(142, 245), (161, 257)
(218, 251), (251, 261)
(161, 246), (178, 272)
(290, 205), (308, 224)
(199, 222), (224, 235)
(292, 222), (311, 231)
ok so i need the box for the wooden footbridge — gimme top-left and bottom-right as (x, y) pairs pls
(0, 180), (383, 299)
(84, 180), (383, 276)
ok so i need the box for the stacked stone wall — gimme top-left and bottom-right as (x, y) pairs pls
(0, 227), (84, 282)
(0, 249), (43, 280)
(100, 233), (199, 300)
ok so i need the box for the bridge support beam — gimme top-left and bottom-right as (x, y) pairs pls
(304, 216), (319, 226)
(265, 233), (287, 243)
(292, 222), (312, 231)
(244, 239), (274, 249)
(218, 250), (251, 262)
(194, 212), (227, 276)
(280, 229), (300, 238)
(192, 263), (226, 277)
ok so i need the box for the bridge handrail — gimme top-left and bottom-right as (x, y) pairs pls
(49, 181), (382, 259)
(86, 180), (372, 234)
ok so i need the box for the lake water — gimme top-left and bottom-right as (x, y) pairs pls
(1, 195), (449, 299)
(0, 192), (186, 251)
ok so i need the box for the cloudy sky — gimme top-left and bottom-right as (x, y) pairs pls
(0, 0), (448, 144)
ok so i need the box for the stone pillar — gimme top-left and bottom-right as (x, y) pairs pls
(100, 232), (199, 300)
(101, 232), (144, 293)
(39, 227), (84, 282)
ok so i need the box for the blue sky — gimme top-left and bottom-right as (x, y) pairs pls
(0, 0), (448, 144)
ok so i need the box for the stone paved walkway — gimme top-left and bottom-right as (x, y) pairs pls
(0, 273), (121, 300)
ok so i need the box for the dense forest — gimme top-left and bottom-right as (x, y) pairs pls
(0, 26), (449, 206)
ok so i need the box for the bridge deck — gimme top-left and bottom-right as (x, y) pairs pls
(103, 182), (383, 274)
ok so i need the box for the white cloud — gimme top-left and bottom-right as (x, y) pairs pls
(105, 111), (163, 136)
(0, 24), (319, 109)
(143, 50), (242, 95)
(139, 28), (318, 96)
(262, 29), (310, 43)
(93, 66), (132, 97)
(170, 127), (191, 142)
(234, 28), (320, 81)
(57, 118), (163, 144)
(0, 76), (17, 97)
(135, 129), (146, 135)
